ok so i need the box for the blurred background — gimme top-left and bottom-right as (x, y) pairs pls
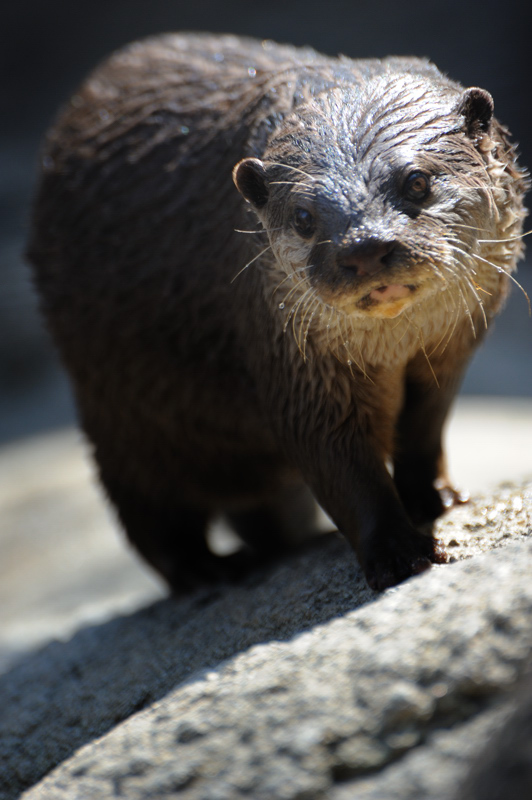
(1, 0), (531, 444)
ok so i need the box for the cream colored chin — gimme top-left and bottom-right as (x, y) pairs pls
(363, 284), (413, 319)
(364, 295), (415, 319)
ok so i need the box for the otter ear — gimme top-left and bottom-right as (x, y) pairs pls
(455, 87), (494, 137)
(233, 158), (269, 208)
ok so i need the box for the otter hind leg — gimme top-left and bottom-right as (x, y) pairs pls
(102, 478), (255, 593)
(226, 482), (320, 555)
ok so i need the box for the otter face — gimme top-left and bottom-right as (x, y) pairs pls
(233, 79), (515, 329)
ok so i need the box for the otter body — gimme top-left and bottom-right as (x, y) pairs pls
(28, 33), (528, 590)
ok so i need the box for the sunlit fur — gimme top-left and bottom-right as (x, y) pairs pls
(241, 75), (528, 374)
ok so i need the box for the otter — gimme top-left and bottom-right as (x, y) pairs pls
(27, 33), (528, 591)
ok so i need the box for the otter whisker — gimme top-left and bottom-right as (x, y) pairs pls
(234, 226), (281, 235)
(350, 321), (370, 380)
(450, 221), (493, 235)
(339, 313), (368, 379)
(477, 228), (532, 244)
(473, 281), (492, 296)
(463, 276), (488, 329)
(444, 241), (481, 276)
(279, 278), (307, 318)
(281, 279), (314, 332)
(455, 283), (478, 338)
(272, 271), (301, 296)
(468, 250), (531, 314)
(290, 286), (316, 352)
(426, 258), (448, 285)
(279, 275), (310, 309)
(264, 161), (317, 182)
(442, 243), (489, 329)
(296, 289), (315, 353)
(450, 220), (531, 245)
(454, 251), (532, 316)
(301, 294), (321, 361)
(325, 304), (336, 353)
(433, 288), (462, 356)
(231, 244), (272, 283)
(270, 181), (315, 191)
(392, 314), (415, 348)
(407, 314), (440, 387)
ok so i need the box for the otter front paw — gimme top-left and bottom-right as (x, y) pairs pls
(396, 477), (469, 526)
(435, 480), (469, 510)
(361, 526), (447, 592)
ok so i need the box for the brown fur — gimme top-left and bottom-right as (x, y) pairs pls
(27, 33), (528, 590)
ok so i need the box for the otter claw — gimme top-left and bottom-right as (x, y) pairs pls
(436, 483), (470, 509)
(364, 530), (448, 592)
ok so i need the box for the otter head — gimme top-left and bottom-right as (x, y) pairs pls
(234, 76), (522, 331)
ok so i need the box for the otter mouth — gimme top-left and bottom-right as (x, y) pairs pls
(358, 283), (418, 318)
(369, 284), (415, 303)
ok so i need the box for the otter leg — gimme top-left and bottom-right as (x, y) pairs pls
(102, 477), (254, 593)
(252, 357), (450, 591)
(226, 481), (319, 554)
(299, 442), (448, 593)
(393, 370), (467, 525)
(354, 480), (448, 591)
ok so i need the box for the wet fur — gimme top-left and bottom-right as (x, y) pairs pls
(28, 33), (528, 590)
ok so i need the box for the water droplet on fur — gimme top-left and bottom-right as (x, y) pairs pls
(278, 302), (285, 309)
(98, 109), (110, 121)
(344, 341), (349, 347)
(347, 359), (352, 366)
(180, 126), (190, 135)
(213, 52), (224, 62)
(248, 67), (257, 77)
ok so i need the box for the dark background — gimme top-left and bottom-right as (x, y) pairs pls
(1, 0), (531, 444)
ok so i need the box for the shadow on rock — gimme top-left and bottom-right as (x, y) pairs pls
(0, 533), (369, 800)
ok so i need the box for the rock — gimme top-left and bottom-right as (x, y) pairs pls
(1, 425), (532, 799)
(7, 534), (532, 800)
(455, 674), (532, 800)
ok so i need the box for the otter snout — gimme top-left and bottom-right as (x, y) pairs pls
(336, 238), (396, 277)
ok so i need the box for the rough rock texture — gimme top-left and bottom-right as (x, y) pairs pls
(9, 534), (532, 800)
(456, 674), (532, 800)
(1, 422), (532, 799)
(0, 480), (531, 798)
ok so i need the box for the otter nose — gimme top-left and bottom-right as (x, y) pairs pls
(337, 239), (396, 277)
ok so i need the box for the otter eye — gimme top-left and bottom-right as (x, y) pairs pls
(403, 171), (430, 202)
(292, 207), (315, 238)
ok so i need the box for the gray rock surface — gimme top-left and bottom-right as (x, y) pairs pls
(1, 412), (532, 799)
(456, 675), (532, 800)
(10, 534), (532, 800)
